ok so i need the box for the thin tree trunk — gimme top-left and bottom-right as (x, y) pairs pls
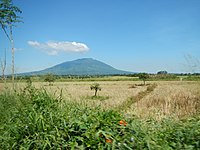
(94, 89), (97, 97)
(0, 22), (11, 41)
(10, 26), (15, 87)
(1, 49), (6, 81)
(1, 60), (5, 80)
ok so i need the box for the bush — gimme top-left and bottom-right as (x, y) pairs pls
(44, 73), (56, 86)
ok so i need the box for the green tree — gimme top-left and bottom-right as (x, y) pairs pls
(44, 74), (56, 86)
(0, 0), (22, 86)
(90, 83), (101, 97)
(157, 70), (168, 75)
(138, 73), (149, 85)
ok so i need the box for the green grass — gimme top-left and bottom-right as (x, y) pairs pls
(184, 76), (200, 81)
(0, 85), (199, 149)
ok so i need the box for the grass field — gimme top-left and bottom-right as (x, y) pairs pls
(0, 80), (200, 149)
(1, 80), (200, 119)
(32, 80), (200, 119)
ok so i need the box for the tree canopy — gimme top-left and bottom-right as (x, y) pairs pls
(138, 73), (149, 85)
(157, 71), (168, 75)
(0, 0), (22, 40)
(90, 83), (101, 97)
(44, 74), (56, 86)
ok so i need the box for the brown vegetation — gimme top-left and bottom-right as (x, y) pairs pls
(1, 81), (199, 120)
(127, 81), (200, 120)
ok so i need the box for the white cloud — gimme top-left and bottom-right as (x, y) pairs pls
(27, 41), (40, 46)
(27, 40), (89, 55)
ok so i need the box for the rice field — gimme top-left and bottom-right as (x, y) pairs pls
(0, 80), (200, 149)
(2, 80), (199, 120)
(128, 81), (200, 120)
(43, 81), (200, 118)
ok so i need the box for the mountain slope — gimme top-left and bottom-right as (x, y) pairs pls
(24, 58), (132, 75)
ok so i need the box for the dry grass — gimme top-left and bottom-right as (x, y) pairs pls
(0, 83), (3, 91)
(36, 81), (147, 109)
(1, 80), (199, 120)
(115, 83), (158, 112)
(127, 81), (200, 120)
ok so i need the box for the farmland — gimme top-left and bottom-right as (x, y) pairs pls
(7, 80), (200, 119)
(0, 79), (200, 149)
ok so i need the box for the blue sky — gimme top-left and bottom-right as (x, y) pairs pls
(0, 0), (200, 74)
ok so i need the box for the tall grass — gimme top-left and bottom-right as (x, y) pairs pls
(0, 84), (199, 149)
(0, 85), (139, 149)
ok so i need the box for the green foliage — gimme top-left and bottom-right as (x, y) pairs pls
(44, 74), (56, 86)
(0, 86), (199, 149)
(0, 0), (22, 23)
(138, 73), (149, 85)
(157, 70), (168, 74)
(90, 83), (101, 97)
(152, 74), (178, 81)
(0, 86), (135, 149)
(0, 0), (22, 39)
(184, 75), (200, 81)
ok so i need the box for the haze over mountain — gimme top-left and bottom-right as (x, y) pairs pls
(23, 58), (133, 76)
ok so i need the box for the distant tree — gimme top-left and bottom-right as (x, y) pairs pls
(0, 0), (22, 86)
(44, 74), (56, 86)
(157, 70), (168, 75)
(90, 83), (101, 97)
(138, 73), (149, 85)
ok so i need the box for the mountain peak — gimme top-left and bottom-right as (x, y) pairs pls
(71, 58), (95, 62)
(24, 58), (132, 75)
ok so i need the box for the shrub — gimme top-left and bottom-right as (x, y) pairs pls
(44, 73), (56, 86)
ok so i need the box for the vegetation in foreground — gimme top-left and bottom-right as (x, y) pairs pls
(0, 85), (200, 149)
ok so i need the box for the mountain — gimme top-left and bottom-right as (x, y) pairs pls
(23, 58), (133, 75)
